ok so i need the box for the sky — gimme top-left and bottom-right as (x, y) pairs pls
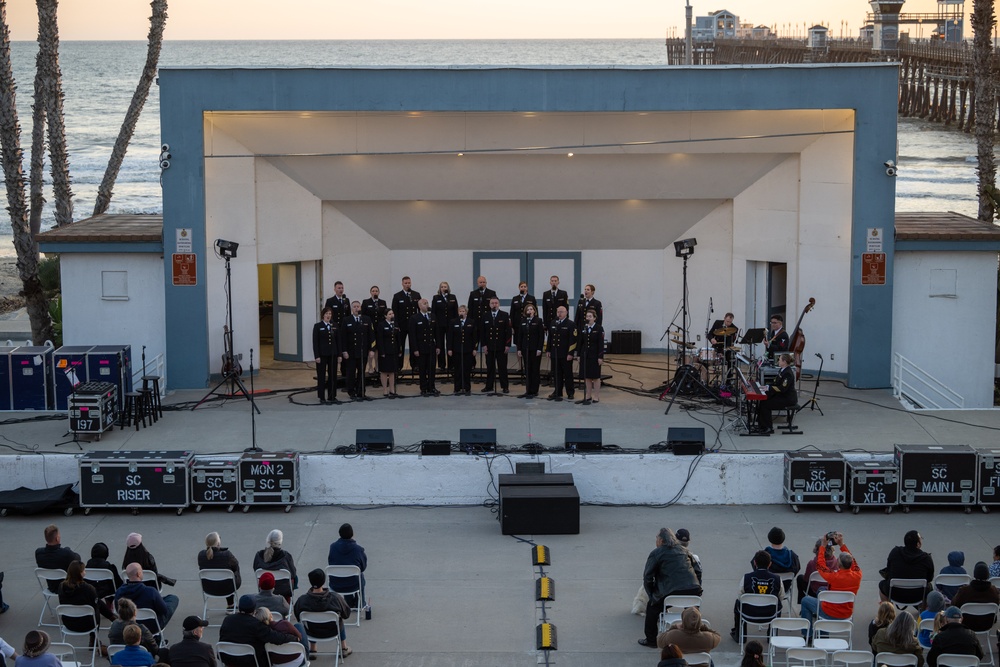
(6, 0), (972, 41)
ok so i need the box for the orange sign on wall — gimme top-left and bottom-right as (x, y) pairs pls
(861, 252), (886, 285)
(172, 253), (197, 286)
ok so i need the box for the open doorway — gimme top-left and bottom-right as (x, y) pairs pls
(745, 261), (787, 330)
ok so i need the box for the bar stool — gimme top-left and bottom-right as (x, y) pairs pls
(119, 391), (146, 431)
(138, 387), (157, 425)
(141, 375), (163, 420)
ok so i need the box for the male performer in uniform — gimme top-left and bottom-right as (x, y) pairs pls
(431, 282), (459, 372)
(448, 305), (478, 395)
(542, 275), (569, 329)
(312, 307), (340, 405)
(361, 286), (387, 324)
(480, 297), (512, 394)
(765, 314), (790, 359)
(467, 276), (497, 328)
(323, 281), (351, 327)
(339, 301), (375, 400)
(574, 284), (604, 328)
(391, 276), (421, 371)
(517, 303), (545, 398)
(546, 305), (576, 401)
(409, 299), (439, 396)
(509, 281), (537, 332)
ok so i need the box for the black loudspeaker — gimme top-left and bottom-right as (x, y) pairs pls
(516, 462), (545, 474)
(670, 365), (699, 395)
(565, 428), (602, 451)
(420, 440), (451, 456)
(610, 330), (641, 354)
(667, 427), (705, 456)
(460, 428), (497, 453)
(500, 485), (580, 535)
(355, 429), (394, 452)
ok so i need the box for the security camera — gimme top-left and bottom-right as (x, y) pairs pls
(159, 159), (170, 170)
(161, 143), (170, 152)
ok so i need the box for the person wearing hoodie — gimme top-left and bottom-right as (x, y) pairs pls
(85, 542), (123, 603)
(327, 523), (367, 607)
(937, 550), (967, 600)
(657, 606), (721, 660)
(919, 590), (947, 648)
(763, 527), (800, 593)
(879, 530), (934, 602)
(951, 562), (1000, 607)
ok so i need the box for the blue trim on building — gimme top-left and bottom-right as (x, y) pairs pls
(37, 242), (163, 254)
(158, 64), (899, 389)
(895, 240), (1000, 252)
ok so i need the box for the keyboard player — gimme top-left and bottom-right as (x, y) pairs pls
(757, 353), (797, 434)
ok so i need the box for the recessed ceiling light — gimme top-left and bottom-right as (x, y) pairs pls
(567, 152), (574, 157)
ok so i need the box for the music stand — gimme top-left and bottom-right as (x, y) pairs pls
(739, 328), (767, 345)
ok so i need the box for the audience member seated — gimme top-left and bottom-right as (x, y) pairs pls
(113, 563), (179, 630)
(122, 534), (175, 589)
(797, 538), (837, 604)
(327, 523), (368, 607)
(109, 598), (162, 660)
(110, 625), (155, 667)
(253, 607), (307, 666)
(57, 561), (111, 656)
(675, 529), (703, 576)
(740, 640), (766, 667)
(14, 631), (59, 667)
(35, 525), (81, 592)
(872, 610), (924, 667)
(919, 590), (947, 647)
(656, 643), (688, 667)
(764, 527), (800, 592)
(869, 601), (897, 650)
(253, 572), (290, 618)
(293, 569), (353, 658)
(638, 528), (704, 648)
(879, 530), (935, 602)
(219, 596), (299, 667)
(927, 606), (984, 667)
(657, 607), (720, 661)
(990, 546), (1000, 579)
(197, 531), (241, 606)
(937, 551), (967, 601)
(952, 561), (1000, 607)
(85, 542), (124, 603)
(253, 529), (297, 603)
(730, 550), (781, 642)
(0, 634), (16, 663)
(161, 616), (212, 667)
(799, 532), (861, 639)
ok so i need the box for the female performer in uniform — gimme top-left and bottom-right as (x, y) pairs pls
(375, 309), (401, 398)
(577, 308), (605, 405)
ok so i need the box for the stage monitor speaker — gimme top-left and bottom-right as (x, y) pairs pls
(667, 427), (705, 455)
(420, 440), (451, 456)
(565, 428), (602, 451)
(516, 462), (545, 474)
(460, 428), (497, 453)
(356, 429), (394, 452)
(500, 485), (580, 535)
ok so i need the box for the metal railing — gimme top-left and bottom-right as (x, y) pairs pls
(132, 353), (166, 397)
(891, 352), (964, 410)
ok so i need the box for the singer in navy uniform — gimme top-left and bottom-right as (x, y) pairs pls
(312, 307), (340, 404)
(323, 281), (351, 326)
(576, 308), (605, 405)
(509, 281), (537, 331)
(448, 306), (478, 395)
(431, 282), (460, 371)
(546, 305), (577, 400)
(409, 299), (439, 396)
(467, 275), (497, 330)
(574, 284), (604, 329)
(374, 309), (401, 398)
(757, 353), (797, 433)
(765, 314), (790, 359)
(391, 276), (421, 371)
(339, 301), (375, 400)
(542, 275), (570, 329)
(480, 297), (512, 393)
(516, 303), (545, 398)
(361, 286), (387, 324)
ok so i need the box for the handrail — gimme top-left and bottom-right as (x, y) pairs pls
(132, 353), (166, 397)
(891, 352), (964, 409)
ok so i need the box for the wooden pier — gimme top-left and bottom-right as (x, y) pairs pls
(665, 38), (1000, 131)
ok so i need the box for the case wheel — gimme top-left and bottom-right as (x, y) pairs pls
(227, 505), (234, 513)
(852, 506), (860, 515)
(983, 506), (991, 514)
(84, 508), (92, 516)
(242, 505), (250, 513)
(176, 508), (184, 516)
(195, 505), (203, 513)
(834, 505), (842, 513)
(885, 507), (893, 514)
(284, 505), (292, 513)
(902, 506), (910, 513)
(0, 509), (7, 517)
(64, 508), (73, 517)
(791, 504), (799, 513)
(963, 506), (971, 514)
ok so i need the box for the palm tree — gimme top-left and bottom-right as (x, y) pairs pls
(28, 64), (46, 237)
(972, 0), (996, 222)
(93, 0), (167, 216)
(34, 0), (72, 227)
(0, 0), (54, 343)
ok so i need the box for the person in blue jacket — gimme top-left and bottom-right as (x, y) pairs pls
(327, 523), (368, 607)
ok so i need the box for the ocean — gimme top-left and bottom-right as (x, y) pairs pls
(0, 39), (985, 256)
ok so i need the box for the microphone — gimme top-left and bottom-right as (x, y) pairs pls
(815, 353), (822, 359)
(580, 293), (585, 299)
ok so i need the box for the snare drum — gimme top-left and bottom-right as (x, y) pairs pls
(698, 347), (718, 363)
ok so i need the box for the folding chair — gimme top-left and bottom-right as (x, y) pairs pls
(807, 571), (829, 595)
(82, 568), (117, 605)
(199, 569), (239, 624)
(106, 645), (127, 660)
(873, 652), (919, 666)
(299, 610), (344, 667)
(917, 617), (936, 649)
(815, 590), (856, 621)
(135, 607), (166, 647)
(778, 571), (796, 616)
(991, 577), (1000, 590)
(960, 602), (999, 667)
(255, 567), (293, 598)
(737, 593), (779, 648)
(56, 604), (99, 667)
(35, 567), (66, 627)
(684, 651), (712, 667)
(265, 642), (309, 667)
(934, 573), (972, 593)
(49, 642), (81, 667)
(935, 655), (982, 667)
(768, 617), (808, 667)
(811, 618), (852, 652)
(888, 578), (928, 611)
(785, 647), (827, 666)
(657, 594), (702, 633)
(325, 565), (363, 627)
(216, 642), (261, 667)
(830, 649), (875, 666)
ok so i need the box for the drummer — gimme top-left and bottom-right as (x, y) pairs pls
(696, 312), (738, 384)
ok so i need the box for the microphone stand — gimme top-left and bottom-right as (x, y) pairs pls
(244, 348), (262, 452)
(802, 353), (825, 414)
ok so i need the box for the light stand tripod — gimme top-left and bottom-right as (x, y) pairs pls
(802, 352), (825, 414)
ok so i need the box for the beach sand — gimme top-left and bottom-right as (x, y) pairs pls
(0, 254), (26, 313)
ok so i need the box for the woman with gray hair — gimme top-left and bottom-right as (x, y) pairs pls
(872, 609), (924, 667)
(197, 532), (242, 606)
(253, 529), (297, 602)
(638, 527), (703, 648)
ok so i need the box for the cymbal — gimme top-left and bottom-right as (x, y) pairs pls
(671, 338), (696, 348)
(727, 346), (742, 351)
(713, 326), (738, 336)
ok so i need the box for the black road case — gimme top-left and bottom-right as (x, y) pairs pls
(11, 346), (55, 410)
(847, 460), (898, 514)
(239, 452), (299, 512)
(68, 382), (118, 440)
(79, 450), (193, 514)
(53, 345), (94, 411)
(191, 457), (241, 512)
(977, 448), (1000, 511)
(783, 451), (846, 512)
(895, 444), (977, 512)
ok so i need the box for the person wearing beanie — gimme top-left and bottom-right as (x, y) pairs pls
(121, 533), (176, 590)
(937, 551), (967, 600)
(763, 526), (800, 593)
(927, 606), (984, 667)
(878, 530), (934, 603)
(327, 523), (368, 606)
(85, 542), (124, 602)
(657, 606), (721, 656)
(220, 595), (298, 667)
(253, 529), (297, 602)
(919, 590), (947, 648)
(292, 569), (353, 657)
(951, 562), (1000, 607)
(253, 571), (290, 617)
(197, 532), (241, 606)
(15, 631), (58, 667)
(166, 616), (214, 667)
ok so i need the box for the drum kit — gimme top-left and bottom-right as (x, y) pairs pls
(670, 324), (743, 388)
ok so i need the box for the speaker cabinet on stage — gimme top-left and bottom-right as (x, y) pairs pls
(667, 427), (705, 455)
(500, 485), (580, 535)
(895, 444), (976, 508)
(565, 428), (602, 451)
(498, 473), (575, 488)
(460, 428), (497, 453)
(11, 346), (55, 410)
(0, 346), (14, 411)
(610, 330), (641, 354)
(356, 429), (394, 452)
(53, 345), (94, 411)
(420, 440), (451, 456)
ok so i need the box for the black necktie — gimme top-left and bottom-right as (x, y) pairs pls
(355, 316), (359, 323)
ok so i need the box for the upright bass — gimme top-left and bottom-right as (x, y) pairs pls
(788, 297), (815, 380)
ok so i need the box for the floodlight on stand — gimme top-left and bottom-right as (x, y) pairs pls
(215, 238), (239, 259)
(673, 237), (697, 258)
